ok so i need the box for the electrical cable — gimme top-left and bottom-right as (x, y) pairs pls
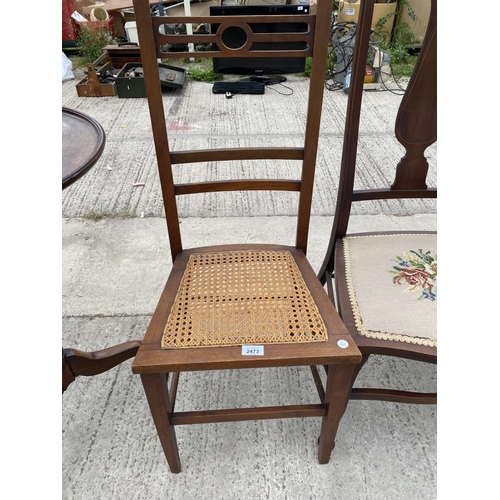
(265, 82), (293, 96)
(326, 19), (412, 94)
(326, 21), (357, 92)
(223, 86), (262, 98)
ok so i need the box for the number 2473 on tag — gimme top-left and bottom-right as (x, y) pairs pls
(242, 346), (264, 356)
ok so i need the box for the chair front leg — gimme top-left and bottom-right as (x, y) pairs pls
(141, 373), (182, 473)
(317, 363), (356, 464)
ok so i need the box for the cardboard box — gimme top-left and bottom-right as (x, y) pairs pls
(396, 0), (431, 44)
(337, 0), (397, 39)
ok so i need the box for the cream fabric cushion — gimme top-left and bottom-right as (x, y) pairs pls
(343, 233), (437, 347)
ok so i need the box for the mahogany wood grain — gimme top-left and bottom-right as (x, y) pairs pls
(351, 188), (437, 202)
(174, 179), (301, 196)
(392, 8), (437, 190)
(318, 0), (437, 406)
(62, 341), (141, 393)
(169, 147), (304, 164)
(151, 15), (316, 60)
(350, 388), (437, 404)
(62, 107), (106, 189)
(141, 373), (181, 473)
(170, 405), (326, 426)
(132, 0), (360, 472)
(318, 363), (356, 463)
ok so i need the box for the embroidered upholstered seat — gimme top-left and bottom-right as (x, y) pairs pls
(130, 0), (361, 473)
(342, 233), (437, 346)
(318, 0), (437, 405)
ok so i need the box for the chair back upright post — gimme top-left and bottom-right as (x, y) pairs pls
(133, 0), (334, 261)
(295, 0), (336, 253)
(319, 0), (437, 282)
(318, 0), (375, 279)
(134, 0), (182, 260)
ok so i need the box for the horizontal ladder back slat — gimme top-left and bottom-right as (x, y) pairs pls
(174, 179), (301, 196)
(170, 147), (305, 164)
(351, 188), (437, 201)
(169, 148), (304, 195)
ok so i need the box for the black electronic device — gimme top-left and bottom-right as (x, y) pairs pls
(212, 81), (265, 95)
(210, 4), (309, 75)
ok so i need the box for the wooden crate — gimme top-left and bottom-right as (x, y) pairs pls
(102, 43), (142, 69)
(75, 52), (117, 97)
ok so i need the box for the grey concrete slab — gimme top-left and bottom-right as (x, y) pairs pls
(62, 62), (437, 499)
(62, 68), (436, 219)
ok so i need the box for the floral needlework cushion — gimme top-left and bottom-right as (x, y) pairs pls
(343, 234), (437, 347)
(390, 250), (437, 302)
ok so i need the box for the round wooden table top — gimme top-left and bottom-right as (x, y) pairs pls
(62, 107), (106, 189)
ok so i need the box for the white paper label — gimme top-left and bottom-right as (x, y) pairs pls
(345, 8), (355, 15)
(242, 346), (264, 356)
(337, 339), (349, 349)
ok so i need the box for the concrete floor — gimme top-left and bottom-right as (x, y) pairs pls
(62, 60), (437, 499)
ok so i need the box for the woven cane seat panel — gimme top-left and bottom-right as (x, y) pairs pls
(161, 250), (328, 348)
(343, 234), (437, 347)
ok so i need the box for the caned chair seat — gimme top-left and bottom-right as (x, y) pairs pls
(162, 248), (329, 349)
(338, 233), (437, 347)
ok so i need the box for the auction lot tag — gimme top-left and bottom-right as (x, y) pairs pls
(242, 346), (264, 356)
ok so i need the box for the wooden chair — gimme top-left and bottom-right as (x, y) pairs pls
(318, 0), (437, 405)
(63, 343), (141, 393)
(131, 0), (361, 473)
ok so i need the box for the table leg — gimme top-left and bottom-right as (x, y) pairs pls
(317, 363), (356, 464)
(141, 373), (182, 473)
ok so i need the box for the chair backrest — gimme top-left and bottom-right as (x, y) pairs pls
(132, 0), (334, 262)
(319, 0), (437, 277)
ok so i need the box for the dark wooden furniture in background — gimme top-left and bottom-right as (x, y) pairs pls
(102, 43), (142, 69)
(62, 107), (106, 188)
(131, 0), (361, 473)
(62, 107), (141, 393)
(318, 0), (437, 405)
